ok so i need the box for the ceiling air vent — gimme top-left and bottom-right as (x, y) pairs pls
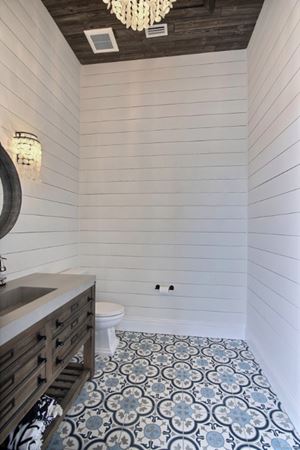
(145, 23), (168, 38)
(84, 28), (119, 53)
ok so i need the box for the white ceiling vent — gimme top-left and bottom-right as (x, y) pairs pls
(145, 23), (168, 38)
(84, 28), (119, 53)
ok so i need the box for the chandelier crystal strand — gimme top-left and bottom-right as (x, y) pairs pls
(103, 0), (176, 31)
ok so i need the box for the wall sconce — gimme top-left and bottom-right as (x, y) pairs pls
(11, 132), (42, 181)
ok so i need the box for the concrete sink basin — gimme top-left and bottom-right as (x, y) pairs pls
(0, 286), (56, 316)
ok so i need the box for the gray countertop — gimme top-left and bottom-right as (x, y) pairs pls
(0, 273), (96, 346)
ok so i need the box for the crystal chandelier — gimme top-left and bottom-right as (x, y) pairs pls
(103, 0), (176, 31)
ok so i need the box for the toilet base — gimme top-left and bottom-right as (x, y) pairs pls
(95, 326), (119, 356)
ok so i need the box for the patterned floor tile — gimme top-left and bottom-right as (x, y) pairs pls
(47, 331), (300, 450)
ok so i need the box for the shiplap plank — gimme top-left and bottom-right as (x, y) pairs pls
(80, 218), (246, 233)
(103, 303), (245, 325)
(249, 140), (300, 186)
(21, 197), (78, 219)
(80, 243), (245, 259)
(249, 213), (300, 236)
(80, 166), (247, 183)
(80, 179), (246, 195)
(80, 230), (246, 246)
(81, 255), (246, 273)
(82, 61), (247, 87)
(79, 192), (247, 207)
(81, 87), (248, 111)
(14, 215), (78, 233)
(249, 233), (300, 260)
(81, 50), (247, 75)
(80, 140), (248, 158)
(79, 205), (246, 220)
(95, 289), (245, 313)
(249, 190), (300, 218)
(82, 266), (246, 287)
(1, 232), (78, 254)
(7, 245), (78, 274)
(81, 100), (248, 122)
(8, 256), (79, 281)
(95, 279), (245, 301)
(81, 113), (247, 135)
(80, 127), (247, 147)
(81, 74), (247, 99)
(249, 165), (300, 204)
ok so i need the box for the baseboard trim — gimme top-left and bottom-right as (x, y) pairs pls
(118, 315), (245, 339)
(248, 333), (300, 432)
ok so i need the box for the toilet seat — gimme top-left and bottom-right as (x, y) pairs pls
(96, 302), (124, 317)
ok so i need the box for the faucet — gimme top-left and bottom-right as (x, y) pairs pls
(0, 256), (7, 287)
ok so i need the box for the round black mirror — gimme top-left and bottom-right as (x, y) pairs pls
(0, 142), (22, 239)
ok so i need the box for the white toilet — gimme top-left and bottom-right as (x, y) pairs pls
(61, 268), (125, 356)
(95, 302), (125, 355)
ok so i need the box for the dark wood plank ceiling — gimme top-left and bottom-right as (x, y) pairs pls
(41, 0), (264, 65)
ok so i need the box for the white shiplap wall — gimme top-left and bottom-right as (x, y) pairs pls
(247, 0), (300, 430)
(0, 0), (80, 278)
(80, 50), (248, 338)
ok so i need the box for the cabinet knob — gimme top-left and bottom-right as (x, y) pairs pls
(56, 357), (64, 365)
(87, 296), (93, 302)
(87, 311), (94, 317)
(56, 319), (64, 327)
(56, 339), (64, 348)
(38, 376), (47, 385)
(37, 333), (46, 342)
(87, 325), (93, 330)
(38, 356), (47, 365)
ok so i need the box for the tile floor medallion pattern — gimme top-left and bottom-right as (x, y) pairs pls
(47, 331), (300, 450)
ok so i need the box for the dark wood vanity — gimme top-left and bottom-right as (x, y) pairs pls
(0, 285), (95, 448)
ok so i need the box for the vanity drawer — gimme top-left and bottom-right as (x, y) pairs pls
(53, 303), (92, 344)
(53, 323), (92, 369)
(0, 324), (47, 374)
(0, 363), (47, 432)
(51, 288), (94, 335)
(0, 347), (47, 402)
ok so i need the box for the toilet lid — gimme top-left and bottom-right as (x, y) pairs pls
(96, 302), (124, 317)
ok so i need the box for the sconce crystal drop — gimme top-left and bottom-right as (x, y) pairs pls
(103, 0), (176, 31)
(11, 132), (42, 181)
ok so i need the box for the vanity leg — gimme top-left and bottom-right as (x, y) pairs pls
(83, 284), (95, 379)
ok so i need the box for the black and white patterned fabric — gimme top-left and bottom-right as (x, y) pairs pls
(6, 420), (46, 450)
(7, 395), (63, 450)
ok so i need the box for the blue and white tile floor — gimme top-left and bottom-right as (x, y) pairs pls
(47, 331), (300, 449)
